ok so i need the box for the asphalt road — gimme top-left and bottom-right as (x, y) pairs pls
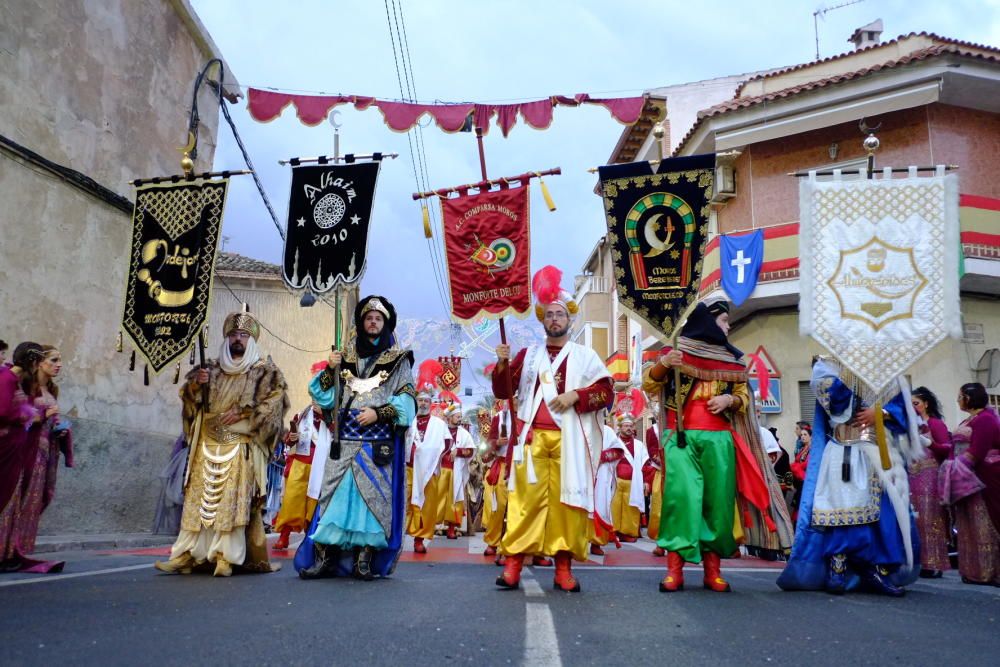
(2, 541), (998, 666)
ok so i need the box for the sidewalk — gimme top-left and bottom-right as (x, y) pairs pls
(33, 533), (177, 554)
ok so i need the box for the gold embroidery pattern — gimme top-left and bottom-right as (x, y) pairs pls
(811, 471), (883, 527)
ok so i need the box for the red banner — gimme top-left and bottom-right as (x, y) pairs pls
(437, 355), (462, 392)
(442, 185), (531, 322)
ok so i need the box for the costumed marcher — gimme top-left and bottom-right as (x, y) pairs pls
(436, 403), (474, 539)
(643, 417), (665, 556)
(155, 313), (289, 577)
(151, 434), (188, 536)
(777, 356), (923, 596)
(295, 296), (415, 581)
(947, 382), (1000, 586)
(907, 386), (952, 578)
(482, 399), (513, 557)
(644, 300), (793, 593)
(272, 360), (335, 550)
(592, 418), (624, 556)
(492, 266), (613, 592)
(599, 412), (648, 543)
(1, 343), (72, 574)
(406, 361), (448, 554)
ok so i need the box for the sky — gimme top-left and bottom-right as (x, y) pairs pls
(190, 0), (1000, 396)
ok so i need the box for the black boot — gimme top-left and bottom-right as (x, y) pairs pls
(298, 544), (336, 580)
(862, 564), (905, 597)
(353, 546), (375, 581)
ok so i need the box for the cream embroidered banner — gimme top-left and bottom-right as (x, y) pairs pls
(799, 166), (961, 393)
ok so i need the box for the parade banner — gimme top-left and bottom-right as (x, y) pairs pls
(441, 185), (531, 322)
(720, 229), (763, 306)
(122, 178), (229, 373)
(799, 167), (962, 393)
(598, 154), (714, 337)
(437, 355), (462, 392)
(283, 161), (381, 292)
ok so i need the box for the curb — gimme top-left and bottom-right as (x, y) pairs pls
(32, 534), (177, 554)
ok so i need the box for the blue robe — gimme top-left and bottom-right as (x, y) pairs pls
(777, 359), (920, 591)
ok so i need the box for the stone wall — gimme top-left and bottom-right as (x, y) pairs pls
(0, 1), (234, 534)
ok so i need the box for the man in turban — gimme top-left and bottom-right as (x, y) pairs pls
(155, 311), (289, 577)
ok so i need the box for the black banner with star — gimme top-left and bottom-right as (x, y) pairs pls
(598, 154), (714, 338)
(282, 160), (381, 291)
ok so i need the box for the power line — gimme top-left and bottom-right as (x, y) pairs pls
(215, 274), (331, 353)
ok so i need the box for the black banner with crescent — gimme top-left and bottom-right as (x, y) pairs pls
(121, 178), (229, 373)
(282, 161), (381, 292)
(598, 154), (714, 338)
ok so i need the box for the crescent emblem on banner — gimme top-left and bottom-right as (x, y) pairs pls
(643, 213), (674, 258)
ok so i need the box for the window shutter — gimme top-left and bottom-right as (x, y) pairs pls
(798, 380), (816, 425)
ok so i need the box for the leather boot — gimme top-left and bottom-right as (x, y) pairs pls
(154, 552), (195, 575)
(213, 558), (233, 578)
(659, 551), (685, 592)
(532, 555), (553, 567)
(862, 564), (905, 597)
(590, 544), (605, 556)
(413, 537), (427, 554)
(353, 547), (376, 581)
(298, 544), (336, 580)
(273, 526), (292, 550)
(826, 553), (848, 594)
(483, 545), (497, 556)
(495, 553), (524, 589)
(652, 546), (666, 557)
(553, 552), (581, 592)
(446, 525), (458, 540)
(702, 551), (731, 592)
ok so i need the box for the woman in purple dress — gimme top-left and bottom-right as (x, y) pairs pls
(909, 386), (952, 577)
(0, 344), (73, 573)
(951, 382), (1000, 586)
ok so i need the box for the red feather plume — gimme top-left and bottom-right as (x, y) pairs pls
(532, 265), (563, 304)
(746, 353), (770, 402)
(310, 359), (328, 375)
(484, 362), (497, 377)
(416, 359), (444, 391)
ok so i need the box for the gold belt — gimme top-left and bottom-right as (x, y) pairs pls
(204, 417), (251, 445)
(832, 423), (874, 444)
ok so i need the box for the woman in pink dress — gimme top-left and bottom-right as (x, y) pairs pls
(908, 386), (952, 577)
(951, 382), (1000, 586)
(0, 344), (72, 573)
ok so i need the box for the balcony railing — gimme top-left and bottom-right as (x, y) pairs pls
(574, 274), (611, 301)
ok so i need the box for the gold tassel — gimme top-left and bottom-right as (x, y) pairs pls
(143, 364), (149, 386)
(173, 362), (180, 384)
(189, 345), (196, 365)
(422, 205), (432, 238)
(129, 350), (136, 372)
(202, 326), (209, 346)
(115, 331), (123, 353)
(538, 175), (556, 212)
(874, 400), (891, 470)
(242, 302), (249, 313)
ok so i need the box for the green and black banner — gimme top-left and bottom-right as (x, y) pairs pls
(598, 154), (714, 338)
(121, 178), (229, 373)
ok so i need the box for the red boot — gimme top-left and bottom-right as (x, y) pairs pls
(553, 552), (581, 592)
(651, 546), (666, 557)
(590, 544), (605, 556)
(413, 537), (427, 554)
(702, 551), (732, 592)
(496, 553), (524, 589)
(483, 545), (497, 557)
(273, 526), (292, 550)
(446, 525), (458, 540)
(659, 552), (685, 592)
(532, 555), (553, 567)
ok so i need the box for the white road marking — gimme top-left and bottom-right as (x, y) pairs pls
(0, 563), (154, 587)
(524, 601), (562, 666)
(521, 573), (546, 597)
(578, 565), (783, 572)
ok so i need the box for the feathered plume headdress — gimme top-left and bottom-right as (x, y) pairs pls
(416, 358), (444, 397)
(532, 265), (578, 322)
(614, 388), (646, 425)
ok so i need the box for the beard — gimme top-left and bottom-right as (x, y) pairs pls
(544, 322), (570, 338)
(417, 404), (431, 416)
(229, 341), (245, 357)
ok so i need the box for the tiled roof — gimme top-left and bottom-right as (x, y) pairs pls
(215, 251), (281, 278)
(673, 43), (1000, 156)
(733, 32), (1000, 97)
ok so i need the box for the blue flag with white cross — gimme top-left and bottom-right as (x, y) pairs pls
(720, 229), (763, 306)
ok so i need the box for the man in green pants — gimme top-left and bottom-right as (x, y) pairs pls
(643, 300), (790, 592)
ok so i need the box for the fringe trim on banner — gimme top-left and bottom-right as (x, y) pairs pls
(797, 171), (817, 337)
